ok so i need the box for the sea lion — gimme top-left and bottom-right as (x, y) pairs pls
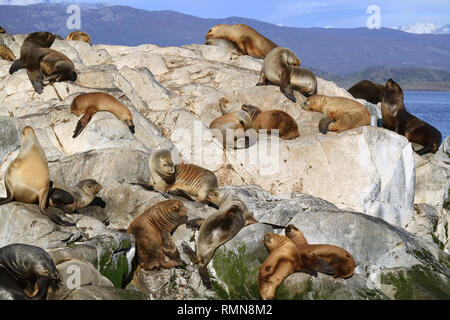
(10, 31), (76, 93)
(182, 192), (259, 288)
(9, 31), (55, 76)
(65, 31), (92, 45)
(209, 109), (253, 148)
(48, 179), (102, 213)
(127, 200), (188, 270)
(241, 104), (299, 140)
(348, 80), (385, 105)
(258, 233), (302, 300)
(204, 38), (243, 57)
(205, 23), (277, 59)
(0, 243), (60, 300)
(303, 95), (371, 134)
(381, 79), (442, 155)
(0, 45), (15, 61)
(146, 149), (222, 207)
(285, 224), (355, 279)
(290, 67), (318, 97)
(256, 47), (301, 102)
(0, 126), (74, 226)
(0, 26), (5, 34)
(70, 92), (135, 138)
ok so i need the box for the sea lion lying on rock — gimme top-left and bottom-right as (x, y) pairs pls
(49, 179), (103, 213)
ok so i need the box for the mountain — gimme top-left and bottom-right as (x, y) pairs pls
(393, 22), (450, 34)
(1, 3), (450, 75)
(317, 66), (450, 91)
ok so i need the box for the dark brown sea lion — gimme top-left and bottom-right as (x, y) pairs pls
(285, 224), (355, 279)
(0, 243), (60, 300)
(127, 200), (188, 270)
(348, 80), (385, 104)
(257, 47), (301, 102)
(205, 23), (277, 59)
(0, 126), (74, 226)
(381, 79), (442, 155)
(258, 233), (302, 300)
(182, 192), (258, 289)
(241, 104), (299, 140)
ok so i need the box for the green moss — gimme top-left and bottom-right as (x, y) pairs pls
(211, 246), (261, 300)
(431, 233), (445, 251)
(380, 266), (450, 300)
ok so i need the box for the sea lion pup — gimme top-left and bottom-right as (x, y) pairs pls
(204, 38), (243, 57)
(9, 31), (56, 75)
(348, 80), (385, 105)
(241, 104), (299, 140)
(48, 179), (102, 213)
(127, 200), (188, 270)
(285, 224), (355, 279)
(182, 192), (259, 289)
(257, 47), (301, 102)
(303, 95), (371, 134)
(65, 31), (92, 45)
(0, 126), (74, 226)
(0, 45), (15, 61)
(209, 109), (253, 148)
(146, 149), (222, 207)
(381, 79), (442, 155)
(258, 233), (302, 300)
(71, 92), (135, 138)
(205, 23), (277, 59)
(0, 244), (60, 300)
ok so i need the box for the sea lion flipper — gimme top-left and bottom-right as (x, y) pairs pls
(88, 196), (106, 208)
(280, 69), (296, 102)
(181, 241), (200, 264)
(168, 188), (195, 202)
(318, 117), (334, 134)
(9, 59), (24, 75)
(311, 257), (335, 275)
(40, 207), (75, 227)
(72, 111), (94, 138)
(199, 266), (212, 289)
(186, 218), (206, 229)
(49, 187), (75, 206)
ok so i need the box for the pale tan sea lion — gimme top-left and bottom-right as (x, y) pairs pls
(0, 45), (15, 61)
(209, 110), (253, 148)
(65, 31), (92, 45)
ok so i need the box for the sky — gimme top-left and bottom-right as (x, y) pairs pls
(1, 0), (449, 29)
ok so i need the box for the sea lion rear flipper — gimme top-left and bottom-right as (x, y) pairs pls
(9, 59), (24, 75)
(40, 207), (76, 227)
(186, 218), (206, 229)
(280, 69), (296, 102)
(415, 146), (433, 156)
(318, 117), (334, 134)
(199, 266), (212, 289)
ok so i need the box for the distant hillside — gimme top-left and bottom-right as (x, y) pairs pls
(317, 67), (450, 91)
(1, 3), (450, 76)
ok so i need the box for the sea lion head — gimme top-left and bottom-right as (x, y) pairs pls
(159, 199), (188, 230)
(119, 109), (135, 134)
(303, 95), (323, 111)
(153, 149), (176, 177)
(280, 48), (300, 67)
(78, 179), (102, 197)
(285, 224), (306, 243)
(382, 79), (404, 109)
(205, 24), (229, 39)
(241, 104), (261, 121)
(25, 31), (56, 48)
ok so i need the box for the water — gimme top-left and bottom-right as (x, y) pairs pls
(403, 91), (450, 140)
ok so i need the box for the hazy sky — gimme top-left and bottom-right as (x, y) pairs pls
(1, 0), (449, 28)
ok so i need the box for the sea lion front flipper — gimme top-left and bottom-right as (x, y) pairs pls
(415, 146), (433, 156)
(49, 187), (74, 206)
(181, 241), (201, 264)
(168, 188), (195, 202)
(0, 188), (14, 206)
(310, 256), (335, 275)
(186, 218), (206, 229)
(39, 185), (75, 226)
(72, 106), (96, 138)
(9, 59), (25, 75)
(280, 68), (296, 102)
(88, 196), (106, 208)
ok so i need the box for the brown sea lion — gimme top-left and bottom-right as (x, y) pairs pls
(258, 233), (302, 300)
(65, 31), (92, 45)
(0, 45), (15, 61)
(205, 23), (277, 59)
(348, 80), (385, 105)
(146, 149), (222, 207)
(0, 126), (74, 226)
(48, 179), (102, 213)
(241, 104), (299, 140)
(70, 92), (135, 138)
(381, 79), (442, 155)
(0, 243), (60, 300)
(9, 31), (55, 76)
(204, 38), (243, 57)
(285, 224), (355, 279)
(303, 95), (371, 134)
(182, 192), (259, 289)
(209, 109), (253, 148)
(127, 200), (188, 270)
(257, 47), (301, 102)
